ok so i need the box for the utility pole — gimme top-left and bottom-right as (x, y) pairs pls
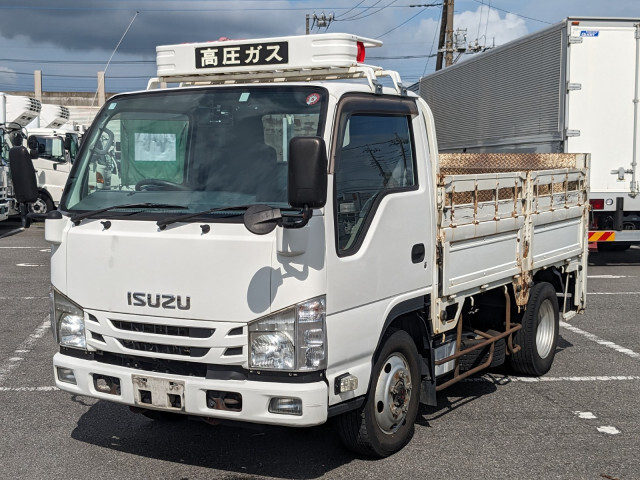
(306, 14), (310, 34)
(444, 0), (455, 67)
(435, 0), (454, 70)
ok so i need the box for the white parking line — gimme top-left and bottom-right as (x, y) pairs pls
(471, 375), (640, 384)
(588, 292), (639, 295)
(597, 426), (621, 435)
(0, 297), (48, 300)
(3, 375), (640, 393)
(560, 321), (640, 359)
(0, 317), (50, 386)
(0, 386), (59, 392)
(587, 275), (630, 279)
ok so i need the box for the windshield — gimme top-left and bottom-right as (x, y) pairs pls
(62, 86), (328, 217)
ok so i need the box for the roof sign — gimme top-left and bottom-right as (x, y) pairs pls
(195, 41), (289, 70)
(156, 33), (382, 80)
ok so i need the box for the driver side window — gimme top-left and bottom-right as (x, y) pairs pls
(334, 114), (416, 255)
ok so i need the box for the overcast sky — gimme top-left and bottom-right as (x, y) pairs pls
(1, 0), (640, 93)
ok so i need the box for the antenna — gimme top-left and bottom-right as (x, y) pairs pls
(86, 11), (140, 124)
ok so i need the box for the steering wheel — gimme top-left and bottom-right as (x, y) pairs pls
(92, 127), (115, 155)
(135, 179), (190, 191)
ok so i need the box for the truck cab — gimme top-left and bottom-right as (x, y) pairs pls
(26, 127), (78, 213)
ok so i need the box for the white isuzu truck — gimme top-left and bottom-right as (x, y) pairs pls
(419, 17), (640, 252)
(12, 34), (589, 457)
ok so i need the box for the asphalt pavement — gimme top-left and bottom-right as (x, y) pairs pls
(0, 217), (639, 480)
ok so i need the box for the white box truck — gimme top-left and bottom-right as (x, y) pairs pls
(12, 33), (589, 457)
(0, 93), (41, 220)
(419, 17), (640, 252)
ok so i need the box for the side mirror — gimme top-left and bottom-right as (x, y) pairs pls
(288, 136), (327, 209)
(29, 149), (39, 159)
(9, 146), (38, 204)
(64, 136), (72, 151)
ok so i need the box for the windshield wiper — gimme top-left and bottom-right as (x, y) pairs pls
(70, 202), (188, 225)
(157, 204), (255, 230)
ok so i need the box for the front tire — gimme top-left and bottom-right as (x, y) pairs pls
(337, 329), (420, 457)
(509, 282), (559, 376)
(28, 192), (54, 215)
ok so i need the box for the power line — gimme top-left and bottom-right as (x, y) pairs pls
(334, 0), (368, 19)
(422, 2), (443, 75)
(376, 4), (440, 39)
(0, 58), (154, 65)
(336, 0), (385, 21)
(469, 0), (552, 25)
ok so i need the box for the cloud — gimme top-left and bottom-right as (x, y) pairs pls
(0, 1), (310, 56)
(455, 6), (529, 52)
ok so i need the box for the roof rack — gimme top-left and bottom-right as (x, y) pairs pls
(148, 33), (407, 95)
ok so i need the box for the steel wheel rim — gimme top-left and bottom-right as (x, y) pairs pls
(373, 352), (412, 434)
(29, 197), (48, 214)
(536, 299), (555, 359)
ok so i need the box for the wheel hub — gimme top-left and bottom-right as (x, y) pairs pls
(374, 354), (413, 434)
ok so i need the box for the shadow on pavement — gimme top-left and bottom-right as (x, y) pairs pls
(71, 401), (356, 478)
(588, 245), (640, 266)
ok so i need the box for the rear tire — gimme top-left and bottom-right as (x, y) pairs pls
(337, 329), (420, 457)
(459, 330), (506, 371)
(509, 282), (559, 376)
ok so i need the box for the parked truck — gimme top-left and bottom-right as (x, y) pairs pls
(12, 34), (589, 457)
(0, 93), (41, 220)
(24, 103), (79, 214)
(419, 16), (640, 252)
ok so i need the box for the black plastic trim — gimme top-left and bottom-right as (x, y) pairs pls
(327, 396), (365, 418)
(59, 348), (325, 383)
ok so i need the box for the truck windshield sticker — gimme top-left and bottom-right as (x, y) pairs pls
(134, 133), (177, 162)
(195, 41), (289, 69)
(306, 93), (321, 106)
(580, 30), (599, 37)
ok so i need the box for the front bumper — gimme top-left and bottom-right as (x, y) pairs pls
(53, 352), (329, 427)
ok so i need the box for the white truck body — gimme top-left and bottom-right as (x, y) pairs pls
(43, 34), (589, 456)
(0, 93), (43, 219)
(0, 96), (77, 216)
(24, 125), (77, 212)
(419, 17), (640, 247)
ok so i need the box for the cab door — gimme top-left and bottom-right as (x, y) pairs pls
(324, 94), (434, 402)
(29, 134), (70, 204)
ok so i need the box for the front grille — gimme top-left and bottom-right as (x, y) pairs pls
(95, 351), (208, 377)
(118, 339), (209, 358)
(111, 319), (214, 338)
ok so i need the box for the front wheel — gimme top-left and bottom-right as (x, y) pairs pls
(28, 193), (54, 215)
(337, 329), (420, 457)
(509, 282), (559, 376)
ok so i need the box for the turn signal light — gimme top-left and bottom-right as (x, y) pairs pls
(96, 172), (104, 184)
(590, 199), (604, 210)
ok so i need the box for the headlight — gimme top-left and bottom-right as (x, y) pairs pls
(51, 289), (86, 350)
(249, 296), (326, 372)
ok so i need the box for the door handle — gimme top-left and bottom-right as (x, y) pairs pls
(411, 243), (425, 264)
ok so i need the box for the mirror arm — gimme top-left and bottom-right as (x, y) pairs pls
(282, 206), (312, 229)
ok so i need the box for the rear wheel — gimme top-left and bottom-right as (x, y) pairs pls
(509, 282), (559, 376)
(337, 329), (420, 457)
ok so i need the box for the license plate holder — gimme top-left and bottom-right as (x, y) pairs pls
(132, 375), (185, 411)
